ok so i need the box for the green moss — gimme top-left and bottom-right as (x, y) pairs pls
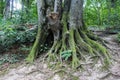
(62, 12), (69, 32)
(90, 40), (110, 65)
(26, 26), (41, 62)
(75, 30), (94, 56)
(69, 30), (80, 68)
(81, 31), (110, 65)
(26, 9), (111, 69)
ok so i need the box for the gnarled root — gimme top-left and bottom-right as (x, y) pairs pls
(45, 27), (111, 68)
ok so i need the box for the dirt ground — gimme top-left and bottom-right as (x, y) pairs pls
(0, 32), (120, 80)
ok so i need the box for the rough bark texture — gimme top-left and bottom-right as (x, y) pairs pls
(26, 0), (46, 62)
(27, 0), (111, 68)
(69, 0), (84, 29)
(4, 0), (10, 19)
(10, 0), (13, 18)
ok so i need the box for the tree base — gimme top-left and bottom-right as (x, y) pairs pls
(26, 13), (111, 68)
(26, 27), (111, 69)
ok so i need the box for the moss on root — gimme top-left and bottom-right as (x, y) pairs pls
(26, 26), (41, 62)
(69, 29), (80, 68)
(45, 27), (110, 68)
(82, 31), (110, 63)
(26, 12), (111, 69)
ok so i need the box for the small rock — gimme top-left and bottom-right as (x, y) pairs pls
(52, 74), (61, 80)
(110, 64), (120, 76)
(35, 73), (45, 80)
(43, 64), (47, 69)
(25, 65), (37, 74)
(17, 67), (28, 74)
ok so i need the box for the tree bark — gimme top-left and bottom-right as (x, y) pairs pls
(69, 0), (84, 29)
(10, 0), (14, 19)
(27, 0), (111, 68)
(26, 0), (46, 62)
(4, 0), (10, 20)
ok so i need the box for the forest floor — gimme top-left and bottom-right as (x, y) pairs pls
(0, 32), (120, 80)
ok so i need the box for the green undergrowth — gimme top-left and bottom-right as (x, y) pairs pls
(0, 25), (37, 52)
(117, 33), (120, 42)
(0, 53), (27, 65)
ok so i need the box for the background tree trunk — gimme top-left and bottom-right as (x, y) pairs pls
(10, 0), (14, 19)
(4, 0), (10, 20)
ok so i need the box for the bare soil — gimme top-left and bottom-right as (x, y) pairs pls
(0, 32), (120, 80)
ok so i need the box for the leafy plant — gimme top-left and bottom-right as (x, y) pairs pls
(117, 33), (120, 42)
(61, 50), (72, 60)
(0, 25), (36, 52)
(39, 44), (49, 53)
(16, 30), (36, 43)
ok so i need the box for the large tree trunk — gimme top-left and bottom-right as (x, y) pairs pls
(26, 0), (47, 62)
(27, 0), (110, 68)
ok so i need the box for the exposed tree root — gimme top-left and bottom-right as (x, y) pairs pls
(42, 28), (110, 68)
(26, 13), (111, 69)
(46, 41), (59, 62)
(26, 26), (41, 62)
(26, 26), (48, 62)
(69, 29), (80, 68)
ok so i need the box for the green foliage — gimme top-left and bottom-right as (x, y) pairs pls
(39, 44), (49, 53)
(16, 30), (36, 43)
(0, 19), (13, 29)
(10, 9), (37, 25)
(0, 54), (27, 65)
(0, 0), (38, 25)
(84, 0), (120, 29)
(117, 33), (120, 42)
(11, 1), (37, 24)
(20, 45), (31, 51)
(61, 50), (72, 60)
(0, 26), (36, 52)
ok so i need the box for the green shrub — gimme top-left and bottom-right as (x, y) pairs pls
(61, 50), (72, 60)
(117, 33), (120, 42)
(39, 44), (50, 53)
(0, 26), (37, 52)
